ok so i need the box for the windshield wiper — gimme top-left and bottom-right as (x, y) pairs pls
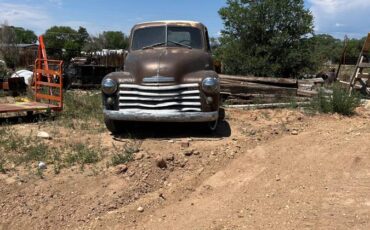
(142, 42), (166, 50)
(167, 40), (192, 49)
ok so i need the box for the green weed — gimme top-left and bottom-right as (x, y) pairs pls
(65, 143), (101, 168)
(110, 145), (138, 166)
(310, 84), (361, 116)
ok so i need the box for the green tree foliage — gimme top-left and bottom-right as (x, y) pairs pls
(101, 31), (128, 50)
(83, 31), (129, 52)
(0, 26), (37, 45)
(13, 27), (37, 44)
(309, 34), (342, 64)
(344, 37), (367, 64)
(44, 26), (89, 60)
(218, 0), (315, 77)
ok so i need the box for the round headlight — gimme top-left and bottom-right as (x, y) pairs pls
(202, 77), (219, 94)
(102, 79), (117, 95)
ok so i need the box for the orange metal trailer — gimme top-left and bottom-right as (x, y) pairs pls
(0, 36), (64, 115)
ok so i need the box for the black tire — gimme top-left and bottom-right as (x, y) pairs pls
(205, 120), (218, 133)
(218, 108), (225, 121)
(104, 118), (121, 134)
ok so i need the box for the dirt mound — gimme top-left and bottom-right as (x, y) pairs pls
(0, 108), (369, 229)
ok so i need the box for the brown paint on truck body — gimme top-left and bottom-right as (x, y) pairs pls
(102, 21), (220, 127)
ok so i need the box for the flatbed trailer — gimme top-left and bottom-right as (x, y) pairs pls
(0, 59), (64, 115)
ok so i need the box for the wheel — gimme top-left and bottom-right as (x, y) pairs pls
(218, 108), (225, 121)
(104, 118), (121, 134)
(205, 119), (219, 133)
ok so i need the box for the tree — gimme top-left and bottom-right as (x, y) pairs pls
(13, 27), (37, 44)
(218, 0), (315, 77)
(0, 23), (19, 69)
(77, 26), (89, 49)
(83, 31), (129, 52)
(44, 26), (89, 60)
(309, 34), (342, 65)
(100, 31), (129, 50)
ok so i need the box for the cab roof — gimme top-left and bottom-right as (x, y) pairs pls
(132, 20), (206, 30)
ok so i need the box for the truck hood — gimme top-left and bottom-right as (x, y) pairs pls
(124, 48), (213, 84)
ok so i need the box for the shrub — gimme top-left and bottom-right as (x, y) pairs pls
(331, 84), (362, 116)
(310, 84), (361, 116)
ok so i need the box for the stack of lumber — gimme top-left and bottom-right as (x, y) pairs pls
(220, 74), (324, 105)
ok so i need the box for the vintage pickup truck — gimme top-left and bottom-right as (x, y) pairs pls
(101, 21), (220, 133)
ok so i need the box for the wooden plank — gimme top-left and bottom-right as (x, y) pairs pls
(219, 74), (298, 87)
(0, 102), (58, 113)
(358, 63), (370, 68)
(339, 81), (362, 89)
(297, 89), (318, 97)
(357, 73), (370, 79)
(224, 102), (310, 109)
(221, 82), (297, 95)
(298, 78), (325, 84)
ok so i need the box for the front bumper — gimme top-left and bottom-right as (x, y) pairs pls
(104, 109), (218, 122)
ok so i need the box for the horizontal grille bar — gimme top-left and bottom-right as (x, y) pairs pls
(119, 101), (201, 108)
(120, 83), (198, 90)
(119, 96), (200, 101)
(119, 90), (199, 97)
(118, 83), (202, 112)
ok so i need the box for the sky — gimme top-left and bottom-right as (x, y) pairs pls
(0, 0), (369, 39)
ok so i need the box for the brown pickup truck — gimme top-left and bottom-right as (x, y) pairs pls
(101, 21), (220, 133)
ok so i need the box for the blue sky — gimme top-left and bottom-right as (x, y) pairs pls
(0, 0), (369, 39)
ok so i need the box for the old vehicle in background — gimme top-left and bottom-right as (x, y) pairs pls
(101, 21), (221, 133)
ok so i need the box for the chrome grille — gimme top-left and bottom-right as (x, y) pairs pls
(118, 83), (201, 112)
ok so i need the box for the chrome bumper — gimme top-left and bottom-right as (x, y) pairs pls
(104, 109), (218, 122)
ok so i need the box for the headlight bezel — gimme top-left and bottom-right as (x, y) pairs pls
(102, 78), (118, 95)
(202, 77), (220, 94)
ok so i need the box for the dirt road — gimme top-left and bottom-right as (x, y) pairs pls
(0, 107), (369, 230)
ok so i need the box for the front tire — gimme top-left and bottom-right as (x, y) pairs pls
(206, 119), (219, 133)
(104, 118), (121, 134)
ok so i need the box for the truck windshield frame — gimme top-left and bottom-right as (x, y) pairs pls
(131, 26), (204, 51)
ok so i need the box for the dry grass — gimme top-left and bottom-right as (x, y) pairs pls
(0, 90), (110, 175)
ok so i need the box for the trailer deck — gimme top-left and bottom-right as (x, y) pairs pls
(0, 57), (64, 115)
(0, 102), (59, 113)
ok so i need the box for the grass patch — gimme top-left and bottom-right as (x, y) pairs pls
(110, 145), (139, 166)
(310, 84), (361, 116)
(65, 143), (101, 168)
(0, 126), (103, 174)
(57, 91), (105, 132)
(15, 143), (49, 165)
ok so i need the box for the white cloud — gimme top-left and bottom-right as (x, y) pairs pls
(308, 0), (370, 38)
(0, 3), (51, 34)
(0, 1), (126, 35)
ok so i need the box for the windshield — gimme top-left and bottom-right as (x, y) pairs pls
(131, 26), (203, 50)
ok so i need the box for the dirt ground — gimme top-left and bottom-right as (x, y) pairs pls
(0, 105), (369, 230)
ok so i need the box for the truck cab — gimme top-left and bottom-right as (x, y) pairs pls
(101, 21), (220, 133)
